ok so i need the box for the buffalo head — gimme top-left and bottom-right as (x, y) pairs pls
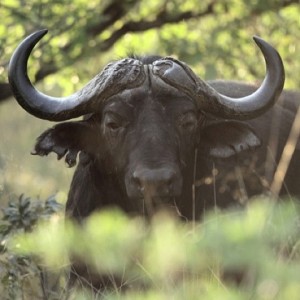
(9, 30), (285, 213)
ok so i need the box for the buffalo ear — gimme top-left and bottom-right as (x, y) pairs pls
(199, 121), (261, 158)
(32, 121), (99, 167)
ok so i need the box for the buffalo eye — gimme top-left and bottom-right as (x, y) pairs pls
(106, 120), (121, 130)
(103, 112), (127, 133)
(178, 112), (197, 131)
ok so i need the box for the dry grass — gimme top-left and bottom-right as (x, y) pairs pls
(0, 98), (73, 204)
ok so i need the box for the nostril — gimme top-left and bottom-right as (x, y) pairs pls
(164, 171), (176, 186)
(166, 173), (175, 185)
(161, 183), (170, 195)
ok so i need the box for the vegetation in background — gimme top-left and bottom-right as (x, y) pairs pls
(0, 195), (299, 299)
(0, 0), (299, 104)
(0, 98), (73, 202)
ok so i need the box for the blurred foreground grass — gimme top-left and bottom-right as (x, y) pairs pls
(1, 194), (300, 299)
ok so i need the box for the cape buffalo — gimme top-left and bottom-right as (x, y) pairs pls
(9, 29), (299, 289)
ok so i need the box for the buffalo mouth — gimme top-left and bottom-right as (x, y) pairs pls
(138, 194), (182, 217)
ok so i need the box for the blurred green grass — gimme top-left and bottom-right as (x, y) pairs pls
(8, 198), (300, 299)
(0, 98), (73, 204)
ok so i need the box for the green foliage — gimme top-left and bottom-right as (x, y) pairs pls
(0, 0), (299, 96)
(0, 194), (63, 299)
(1, 194), (62, 234)
(4, 197), (300, 299)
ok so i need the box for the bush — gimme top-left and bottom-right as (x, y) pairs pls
(0, 194), (63, 299)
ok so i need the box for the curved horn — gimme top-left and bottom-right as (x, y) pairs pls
(153, 37), (285, 120)
(9, 29), (145, 121)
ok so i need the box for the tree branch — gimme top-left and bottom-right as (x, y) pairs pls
(98, 3), (216, 52)
(86, 0), (140, 36)
(0, 83), (12, 101)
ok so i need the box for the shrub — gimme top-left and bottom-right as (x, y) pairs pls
(0, 194), (63, 299)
